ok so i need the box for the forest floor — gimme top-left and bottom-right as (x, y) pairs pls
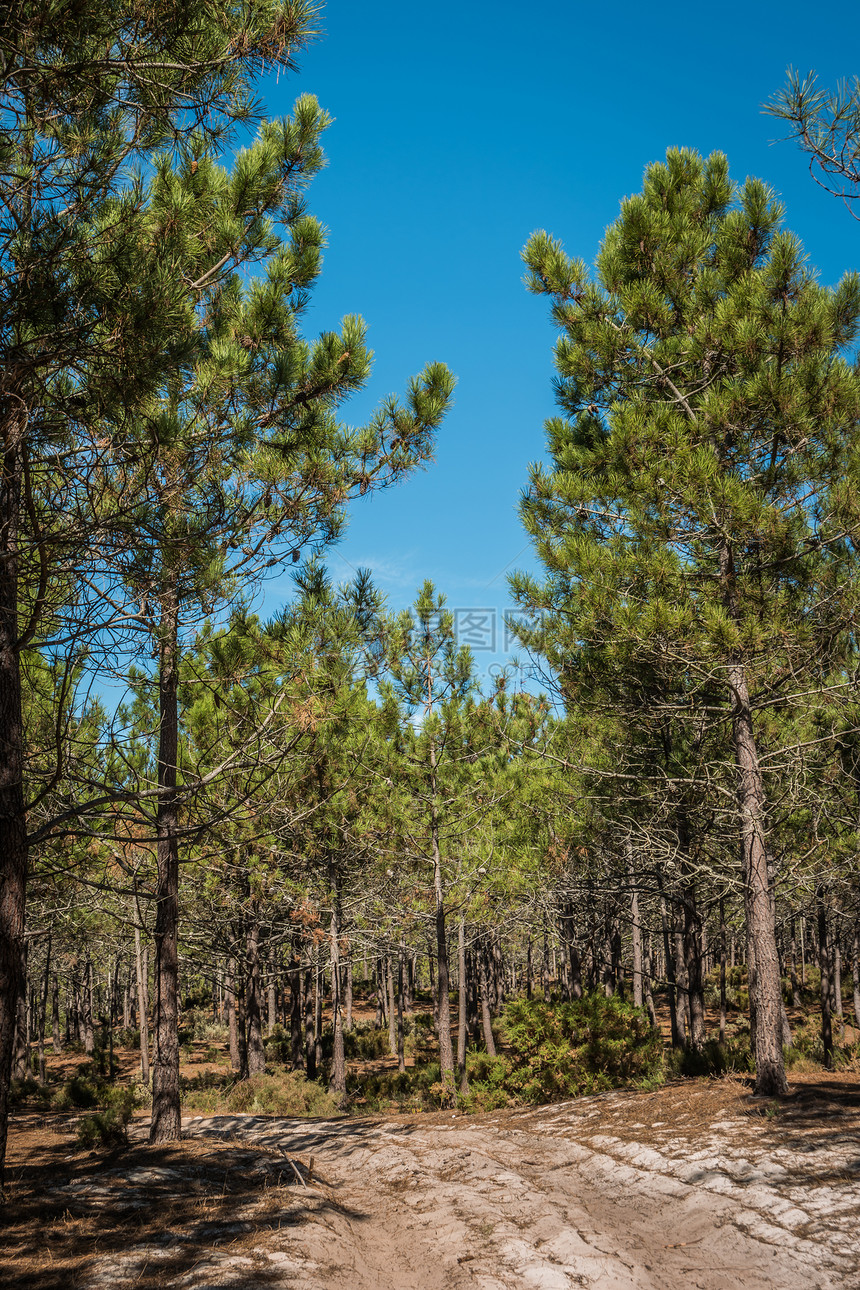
(3, 1068), (860, 1290)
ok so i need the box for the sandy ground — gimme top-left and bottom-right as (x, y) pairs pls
(5, 1073), (859, 1289)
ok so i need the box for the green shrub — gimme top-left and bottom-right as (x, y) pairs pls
(264, 1024), (292, 1064)
(53, 1071), (99, 1110)
(347, 1061), (443, 1113)
(225, 1071), (341, 1117)
(9, 1075), (51, 1107)
(458, 1052), (511, 1112)
(498, 994), (663, 1104)
(665, 1035), (753, 1078)
(343, 1022), (390, 1061)
(75, 1086), (136, 1150)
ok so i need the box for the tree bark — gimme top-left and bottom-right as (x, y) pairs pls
(289, 940), (303, 1069)
(134, 917), (150, 1084)
(629, 874), (644, 1009)
(478, 941), (496, 1058)
(817, 894), (833, 1069)
(246, 914), (266, 1075)
(658, 885), (680, 1049)
(328, 871), (346, 1102)
(457, 916), (468, 1094)
(719, 898), (727, 1045)
(682, 887), (706, 1050)
(429, 742), (454, 1098)
(51, 972), (62, 1054)
(719, 532), (787, 1096)
(0, 400), (29, 1180)
(150, 586), (182, 1142)
(731, 673), (786, 1092)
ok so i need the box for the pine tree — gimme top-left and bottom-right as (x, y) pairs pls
(0, 0), (319, 1176)
(512, 148), (860, 1095)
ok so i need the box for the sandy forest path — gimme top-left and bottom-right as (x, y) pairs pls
(5, 1074), (860, 1289)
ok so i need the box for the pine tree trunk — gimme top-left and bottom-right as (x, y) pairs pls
(817, 894), (833, 1069)
(851, 922), (860, 1030)
(396, 938), (406, 1075)
(643, 946), (658, 1030)
(832, 936), (843, 1021)
(150, 587), (182, 1143)
(313, 963), (322, 1075)
(719, 898), (727, 1045)
(659, 888), (680, 1048)
(303, 965), (315, 1080)
(267, 965), (277, 1037)
(37, 937), (50, 1084)
(457, 916), (468, 1094)
(84, 957), (94, 1057)
(345, 960), (353, 1033)
(289, 942), (303, 1069)
(627, 858), (643, 1008)
(719, 532), (787, 1096)
(478, 943), (496, 1058)
(246, 915), (265, 1076)
(683, 888), (706, 1050)
(328, 872), (346, 1102)
(226, 958), (241, 1074)
(0, 402), (29, 1180)
(727, 660), (787, 1094)
(789, 919), (801, 1008)
(673, 926), (689, 1045)
(133, 889), (150, 1084)
(386, 955), (397, 1057)
(52, 973), (62, 1054)
(429, 744), (454, 1096)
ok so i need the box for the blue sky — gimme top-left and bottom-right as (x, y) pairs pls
(257, 0), (860, 688)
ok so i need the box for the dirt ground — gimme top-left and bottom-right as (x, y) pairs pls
(3, 1070), (860, 1290)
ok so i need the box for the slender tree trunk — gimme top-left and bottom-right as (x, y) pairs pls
(789, 918), (801, 1008)
(0, 401), (29, 1180)
(429, 744), (454, 1097)
(386, 955), (397, 1057)
(345, 960), (353, 1033)
(799, 916), (806, 986)
(719, 898), (727, 1045)
(289, 942), (303, 1069)
(226, 958), (242, 1075)
(84, 957), (94, 1057)
(525, 935), (532, 1000)
(658, 886), (680, 1049)
(51, 972), (61, 1054)
(246, 914), (265, 1076)
(832, 935), (843, 1021)
(629, 871), (644, 1009)
(150, 588), (182, 1142)
(329, 870), (346, 1102)
(852, 922), (860, 1031)
(37, 936), (50, 1084)
(267, 965), (277, 1037)
(313, 961), (322, 1075)
(817, 894), (833, 1069)
(643, 945), (658, 1030)
(374, 957), (385, 1029)
(457, 916), (468, 1094)
(134, 918), (150, 1084)
(725, 646), (787, 1095)
(478, 942), (496, 1058)
(303, 965), (315, 1080)
(397, 938), (406, 1075)
(683, 887), (706, 1049)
